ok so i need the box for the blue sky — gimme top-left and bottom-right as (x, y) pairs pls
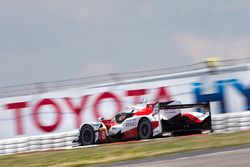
(1, 0), (250, 86)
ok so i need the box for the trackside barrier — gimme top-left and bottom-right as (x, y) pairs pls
(1, 111), (250, 155)
(212, 111), (250, 133)
(0, 131), (78, 155)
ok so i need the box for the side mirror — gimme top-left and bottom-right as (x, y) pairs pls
(98, 117), (104, 121)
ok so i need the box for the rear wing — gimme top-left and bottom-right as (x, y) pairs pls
(154, 102), (213, 132)
(157, 102), (211, 115)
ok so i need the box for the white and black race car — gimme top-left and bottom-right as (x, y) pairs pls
(73, 101), (212, 146)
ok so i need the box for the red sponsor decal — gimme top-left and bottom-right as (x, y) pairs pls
(93, 92), (122, 120)
(126, 89), (147, 104)
(155, 87), (172, 102)
(99, 128), (106, 142)
(4, 87), (172, 136)
(32, 98), (62, 132)
(64, 95), (89, 128)
(6, 102), (28, 135)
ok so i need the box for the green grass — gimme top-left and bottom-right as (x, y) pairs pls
(1, 131), (250, 167)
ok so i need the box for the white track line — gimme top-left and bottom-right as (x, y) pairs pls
(171, 147), (250, 161)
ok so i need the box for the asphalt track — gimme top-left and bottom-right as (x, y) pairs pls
(97, 144), (250, 167)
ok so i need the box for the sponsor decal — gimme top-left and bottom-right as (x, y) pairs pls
(193, 79), (250, 113)
(125, 122), (137, 128)
(2, 73), (250, 139)
(99, 128), (106, 142)
(1, 87), (170, 138)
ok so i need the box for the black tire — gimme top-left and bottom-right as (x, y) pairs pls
(203, 117), (214, 133)
(79, 125), (95, 146)
(138, 118), (152, 140)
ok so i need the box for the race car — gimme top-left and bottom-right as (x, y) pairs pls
(73, 100), (212, 146)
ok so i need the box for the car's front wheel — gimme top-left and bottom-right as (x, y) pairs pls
(79, 125), (95, 145)
(138, 118), (152, 140)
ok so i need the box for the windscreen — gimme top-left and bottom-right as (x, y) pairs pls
(115, 113), (133, 123)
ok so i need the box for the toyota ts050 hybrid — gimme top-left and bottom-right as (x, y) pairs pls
(73, 101), (212, 146)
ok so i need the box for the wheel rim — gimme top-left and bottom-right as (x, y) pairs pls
(81, 127), (94, 145)
(83, 130), (91, 142)
(139, 120), (152, 139)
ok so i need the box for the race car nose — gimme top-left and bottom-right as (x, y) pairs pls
(109, 125), (122, 135)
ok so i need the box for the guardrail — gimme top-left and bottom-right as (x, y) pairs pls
(1, 58), (249, 98)
(212, 111), (250, 132)
(0, 131), (78, 155)
(1, 111), (250, 156)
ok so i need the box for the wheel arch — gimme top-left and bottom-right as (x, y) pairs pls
(79, 122), (102, 131)
(138, 116), (151, 124)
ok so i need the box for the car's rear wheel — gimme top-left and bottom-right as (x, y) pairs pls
(138, 118), (152, 140)
(79, 125), (95, 145)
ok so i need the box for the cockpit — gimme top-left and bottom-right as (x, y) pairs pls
(115, 112), (133, 123)
(113, 106), (139, 123)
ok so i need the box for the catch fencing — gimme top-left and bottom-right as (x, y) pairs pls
(1, 58), (249, 98)
(1, 111), (250, 156)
